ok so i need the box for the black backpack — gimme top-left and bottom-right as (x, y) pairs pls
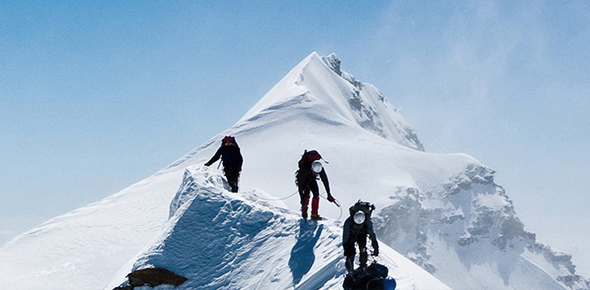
(349, 200), (375, 219)
(343, 262), (393, 290)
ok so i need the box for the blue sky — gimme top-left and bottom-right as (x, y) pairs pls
(2, 0), (589, 275)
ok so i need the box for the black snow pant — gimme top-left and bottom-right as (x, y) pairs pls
(297, 176), (320, 218)
(298, 177), (320, 200)
(344, 234), (368, 271)
(224, 166), (241, 192)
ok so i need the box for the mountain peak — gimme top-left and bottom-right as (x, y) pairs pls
(239, 52), (424, 151)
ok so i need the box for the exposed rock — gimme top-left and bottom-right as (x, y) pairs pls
(113, 267), (187, 289)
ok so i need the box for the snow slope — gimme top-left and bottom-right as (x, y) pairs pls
(105, 166), (449, 290)
(0, 52), (588, 290)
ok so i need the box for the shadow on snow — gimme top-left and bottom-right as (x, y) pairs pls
(288, 220), (324, 285)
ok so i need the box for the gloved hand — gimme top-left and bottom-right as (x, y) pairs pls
(372, 249), (379, 256)
(327, 194), (339, 207)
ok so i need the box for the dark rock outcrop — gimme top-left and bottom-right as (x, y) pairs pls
(113, 267), (187, 289)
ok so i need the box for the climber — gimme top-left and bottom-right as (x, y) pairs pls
(295, 150), (338, 221)
(343, 200), (379, 272)
(204, 136), (243, 192)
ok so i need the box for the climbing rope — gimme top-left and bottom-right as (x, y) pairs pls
(319, 193), (343, 221)
(250, 189), (344, 221)
(373, 250), (399, 269)
(250, 190), (298, 201)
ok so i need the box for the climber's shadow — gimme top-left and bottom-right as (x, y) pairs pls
(288, 220), (324, 286)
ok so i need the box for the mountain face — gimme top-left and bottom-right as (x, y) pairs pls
(1, 52), (588, 290)
(374, 164), (589, 290)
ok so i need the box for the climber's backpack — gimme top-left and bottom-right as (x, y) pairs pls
(343, 262), (394, 290)
(349, 200), (375, 219)
(298, 150), (322, 168)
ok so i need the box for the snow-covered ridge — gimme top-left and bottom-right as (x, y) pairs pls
(107, 166), (450, 290)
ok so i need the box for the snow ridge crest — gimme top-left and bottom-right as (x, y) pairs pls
(109, 166), (346, 290)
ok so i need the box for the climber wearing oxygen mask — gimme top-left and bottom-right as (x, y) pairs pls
(295, 150), (338, 221)
(342, 200), (379, 272)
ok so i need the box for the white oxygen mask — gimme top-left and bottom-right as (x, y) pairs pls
(353, 211), (366, 224)
(311, 160), (323, 173)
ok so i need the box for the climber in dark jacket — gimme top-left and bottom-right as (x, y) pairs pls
(343, 207), (379, 272)
(205, 136), (243, 192)
(296, 150), (337, 220)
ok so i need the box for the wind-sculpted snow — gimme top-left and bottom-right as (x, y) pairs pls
(107, 166), (345, 289)
(107, 166), (450, 290)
